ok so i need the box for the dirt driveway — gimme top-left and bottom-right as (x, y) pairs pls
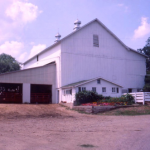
(0, 104), (150, 150)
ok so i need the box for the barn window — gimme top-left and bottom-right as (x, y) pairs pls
(102, 87), (106, 92)
(128, 88), (132, 93)
(92, 87), (96, 92)
(112, 87), (116, 93)
(93, 35), (99, 47)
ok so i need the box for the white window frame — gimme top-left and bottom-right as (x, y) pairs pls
(82, 87), (86, 91)
(112, 87), (116, 93)
(66, 89), (72, 95)
(97, 79), (101, 84)
(92, 87), (96, 92)
(102, 87), (106, 93)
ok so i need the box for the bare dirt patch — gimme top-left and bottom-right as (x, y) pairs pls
(0, 104), (150, 150)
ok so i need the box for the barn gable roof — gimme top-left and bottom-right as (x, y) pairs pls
(24, 18), (147, 64)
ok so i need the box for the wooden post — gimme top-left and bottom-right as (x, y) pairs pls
(143, 92), (145, 105)
(135, 93), (136, 103)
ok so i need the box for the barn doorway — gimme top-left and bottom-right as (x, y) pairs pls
(0, 83), (22, 103)
(31, 84), (52, 104)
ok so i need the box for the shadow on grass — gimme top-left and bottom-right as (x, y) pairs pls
(80, 144), (96, 148)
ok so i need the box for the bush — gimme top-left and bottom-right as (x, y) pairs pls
(75, 91), (103, 105)
(97, 93), (134, 105)
(121, 93), (134, 105)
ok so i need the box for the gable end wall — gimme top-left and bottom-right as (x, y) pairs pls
(61, 21), (146, 89)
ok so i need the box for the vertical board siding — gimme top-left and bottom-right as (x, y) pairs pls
(61, 21), (146, 89)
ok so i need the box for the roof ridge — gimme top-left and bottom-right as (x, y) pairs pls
(24, 18), (147, 64)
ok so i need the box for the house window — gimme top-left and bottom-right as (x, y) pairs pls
(128, 88), (132, 93)
(112, 87), (116, 93)
(66, 89), (72, 95)
(82, 87), (86, 91)
(64, 90), (65, 96)
(78, 87), (81, 92)
(117, 87), (119, 93)
(37, 55), (39, 61)
(92, 87), (96, 92)
(97, 79), (101, 84)
(102, 87), (106, 92)
(93, 35), (99, 47)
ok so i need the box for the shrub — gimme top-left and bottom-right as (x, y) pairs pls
(121, 93), (134, 105)
(75, 91), (103, 105)
(98, 94), (134, 105)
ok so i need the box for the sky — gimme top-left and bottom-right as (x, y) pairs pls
(0, 0), (150, 63)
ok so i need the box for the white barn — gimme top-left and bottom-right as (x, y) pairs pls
(0, 18), (147, 104)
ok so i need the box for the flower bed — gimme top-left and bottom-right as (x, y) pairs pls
(75, 94), (134, 106)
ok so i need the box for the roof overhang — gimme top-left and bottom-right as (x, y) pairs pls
(61, 76), (123, 89)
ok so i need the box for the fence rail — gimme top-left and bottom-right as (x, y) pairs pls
(123, 92), (150, 105)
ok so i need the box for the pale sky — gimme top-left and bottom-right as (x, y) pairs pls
(0, 0), (150, 62)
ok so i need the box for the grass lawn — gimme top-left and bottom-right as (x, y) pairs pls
(98, 105), (150, 116)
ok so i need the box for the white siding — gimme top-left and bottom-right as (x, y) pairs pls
(61, 21), (146, 89)
(24, 44), (61, 69)
(0, 64), (57, 103)
(75, 79), (122, 97)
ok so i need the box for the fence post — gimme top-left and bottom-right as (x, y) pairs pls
(135, 93), (136, 103)
(143, 92), (145, 105)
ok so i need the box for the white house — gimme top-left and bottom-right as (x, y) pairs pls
(0, 18), (147, 104)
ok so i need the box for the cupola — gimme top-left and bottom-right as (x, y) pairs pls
(73, 19), (81, 31)
(54, 33), (61, 43)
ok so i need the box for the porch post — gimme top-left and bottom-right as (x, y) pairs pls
(23, 83), (31, 103)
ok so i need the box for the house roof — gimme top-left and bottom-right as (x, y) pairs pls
(61, 76), (123, 89)
(24, 18), (147, 64)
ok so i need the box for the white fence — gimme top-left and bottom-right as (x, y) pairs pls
(124, 92), (150, 105)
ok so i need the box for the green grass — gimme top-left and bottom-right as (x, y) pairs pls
(115, 110), (150, 116)
(80, 144), (95, 148)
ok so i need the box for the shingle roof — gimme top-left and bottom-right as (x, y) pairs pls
(61, 77), (123, 89)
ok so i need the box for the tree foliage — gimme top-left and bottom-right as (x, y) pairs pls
(138, 37), (150, 91)
(137, 37), (150, 71)
(0, 53), (21, 74)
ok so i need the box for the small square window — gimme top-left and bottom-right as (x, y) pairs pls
(92, 87), (96, 92)
(82, 87), (86, 91)
(102, 87), (106, 92)
(97, 79), (101, 84)
(112, 87), (116, 93)
(66, 89), (72, 95)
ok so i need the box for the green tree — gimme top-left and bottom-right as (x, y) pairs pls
(137, 37), (150, 71)
(138, 37), (150, 91)
(0, 53), (21, 74)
